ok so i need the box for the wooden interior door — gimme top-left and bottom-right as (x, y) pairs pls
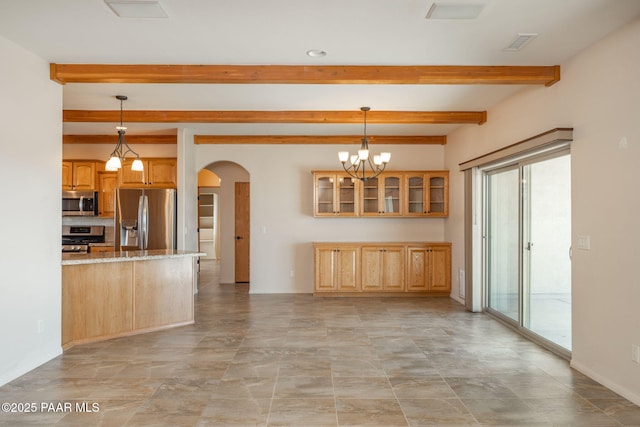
(234, 182), (250, 283)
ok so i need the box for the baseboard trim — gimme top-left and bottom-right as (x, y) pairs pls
(570, 359), (640, 406)
(0, 347), (62, 388)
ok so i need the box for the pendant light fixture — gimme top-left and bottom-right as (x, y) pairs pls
(105, 95), (144, 172)
(338, 107), (391, 181)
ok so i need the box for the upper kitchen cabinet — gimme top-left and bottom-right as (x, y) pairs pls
(97, 171), (117, 218)
(404, 171), (449, 217)
(313, 172), (358, 217)
(360, 173), (403, 217)
(62, 161), (97, 191)
(118, 158), (177, 188)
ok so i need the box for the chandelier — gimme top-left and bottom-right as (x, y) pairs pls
(105, 95), (144, 172)
(338, 107), (390, 181)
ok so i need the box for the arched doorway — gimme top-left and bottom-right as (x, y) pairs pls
(199, 161), (250, 285)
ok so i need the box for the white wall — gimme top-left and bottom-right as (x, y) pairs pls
(176, 128), (198, 253)
(196, 144), (446, 293)
(444, 19), (640, 404)
(0, 36), (63, 386)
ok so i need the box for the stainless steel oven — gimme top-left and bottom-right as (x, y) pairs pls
(62, 225), (105, 253)
(61, 243), (89, 254)
(62, 191), (98, 216)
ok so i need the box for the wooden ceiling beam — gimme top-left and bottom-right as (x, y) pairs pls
(63, 134), (177, 144)
(63, 110), (487, 125)
(194, 135), (446, 145)
(51, 64), (560, 86)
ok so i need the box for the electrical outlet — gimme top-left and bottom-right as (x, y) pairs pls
(458, 269), (465, 299)
(290, 270), (295, 278)
(632, 344), (640, 364)
(37, 320), (44, 334)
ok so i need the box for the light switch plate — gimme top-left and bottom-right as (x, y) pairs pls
(577, 235), (591, 250)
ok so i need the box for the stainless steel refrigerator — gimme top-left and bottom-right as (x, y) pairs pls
(115, 188), (177, 251)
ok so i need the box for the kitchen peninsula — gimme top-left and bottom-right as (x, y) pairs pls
(61, 249), (203, 349)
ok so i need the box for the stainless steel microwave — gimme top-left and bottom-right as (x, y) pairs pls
(62, 191), (98, 216)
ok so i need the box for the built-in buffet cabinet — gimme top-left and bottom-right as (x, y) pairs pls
(312, 171), (448, 217)
(313, 242), (451, 296)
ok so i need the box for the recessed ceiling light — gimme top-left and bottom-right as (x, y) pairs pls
(306, 49), (327, 58)
(104, 0), (168, 18)
(425, 2), (485, 20)
(504, 33), (538, 51)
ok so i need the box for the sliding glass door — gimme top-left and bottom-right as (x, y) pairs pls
(486, 167), (520, 322)
(522, 155), (572, 350)
(484, 153), (571, 352)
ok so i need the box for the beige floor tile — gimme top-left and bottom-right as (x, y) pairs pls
(0, 260), (638, 427)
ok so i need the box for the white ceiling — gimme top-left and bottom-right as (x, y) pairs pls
(1, 0), (639, 137)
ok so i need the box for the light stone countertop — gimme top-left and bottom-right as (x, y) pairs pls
(62, 249), (206, 265)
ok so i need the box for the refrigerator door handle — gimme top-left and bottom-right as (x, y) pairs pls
(137, 195), (147, 250)
(143, 195), (149, 249)
(142, 194), (149, 250)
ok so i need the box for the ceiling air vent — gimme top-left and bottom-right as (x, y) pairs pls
(425, 3), (485, 20)
(104, 0), (168, 18)
(504, 33), (538, 51)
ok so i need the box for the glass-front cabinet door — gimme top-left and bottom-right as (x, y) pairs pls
(426, 172), (449, 216)
(336, 175), (357, 216)
(382, 174), (402, 216)
(360, 177), (380, 215)
(405, 173), (427, 216)
(360, 174), (403, 216)
(313, 173), (358, 217)
(314, 174), (335, 216)
(404, 171), (449, 217)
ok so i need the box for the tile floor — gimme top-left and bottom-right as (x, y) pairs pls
(1, 260), (639, 426)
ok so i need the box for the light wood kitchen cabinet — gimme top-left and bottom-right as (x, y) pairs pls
(407, 244), (451, 292)
(62, 254), (197, 349)
(314, 245), (360, 291)
(361, 246), (405, 291)
(405, 171), (449, 217)
(89, 245), (115, 253)
(312, 170), (448, 218)
(360, 173), (403, 216)
(62, 161), (97, 191)
(62, 162), (72, 190)
(118, 158), (177, 188)
(314, 242), (451, 296)
(313, 172), (358, 217)
(97, 171), (117, 217)
(62, 262), (134, 347)
(426, 171), (449, 217)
